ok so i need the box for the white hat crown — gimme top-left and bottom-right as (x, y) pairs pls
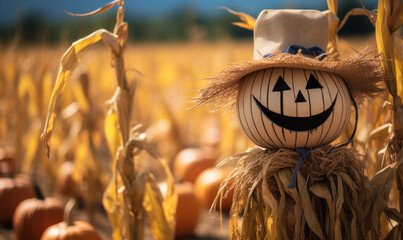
(253, 10), (330, 60)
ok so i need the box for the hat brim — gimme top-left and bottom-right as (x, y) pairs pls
(194, 52), (386, 111)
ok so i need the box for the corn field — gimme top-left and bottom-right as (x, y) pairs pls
(0, 0), (402, 239)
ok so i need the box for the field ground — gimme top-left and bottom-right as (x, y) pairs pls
(0, 209), (230, 239)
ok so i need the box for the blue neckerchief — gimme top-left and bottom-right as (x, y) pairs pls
(263, 45), (327, 60)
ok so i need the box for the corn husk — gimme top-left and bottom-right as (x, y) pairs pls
(214, 146), (397, 239)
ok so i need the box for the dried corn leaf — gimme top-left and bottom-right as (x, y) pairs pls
(297, 173), (326, 240)
(369, 163), (397, 239)
(144, 178), (174, 240)
(327, 0), (337, 13)
(102, 171), (124, 240)
(104, 131), (176, 240)
(125, 171), (147, 240)
(326, 0), (340, 55)
(394, 34), (403, 98)
(262, 174), (278, 238)
(368, 123), (393, 142)
(116, 86), (136, 144)
(384, 225), (401, 240)
(334, 175), (344, 240)
(72, 134), (89, 182)
(103, 145), (144, 240)
(388, 1), (403, 33)
(21, 120), (41, 174)
(158, 158), (177, 232)
(18, 73), (38, 118)
(104, 110), (122, 165)
(376, 0), (398, 96)
(337, 8), (375, 33)
(65, 0), (120, 17)
(222, 7), (256, 30)
(384, 207), (403, 224)
(310, 182), (335, 238)
(41, 29), (119, 157)
(274, 174), (289, 239)
(278, 169), (303, 240)
(72, 82), (89, 113)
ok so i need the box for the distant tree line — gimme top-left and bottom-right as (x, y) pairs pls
(0, 1), (377, 45)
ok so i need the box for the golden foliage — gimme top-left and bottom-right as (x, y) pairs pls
(37, 1), (178, 239)
(40, 29), (119, 157)
(222, 7), (256, 31)
(376, 0), (403, 98)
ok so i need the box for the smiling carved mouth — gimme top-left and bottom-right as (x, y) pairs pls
(253, 94), (338, 131)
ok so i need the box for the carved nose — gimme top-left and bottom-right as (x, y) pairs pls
(295, 90), (307, 103)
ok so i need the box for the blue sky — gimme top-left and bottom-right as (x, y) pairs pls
(0, 0), (377, 27)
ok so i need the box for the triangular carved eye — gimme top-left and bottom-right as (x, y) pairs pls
(306, 73), (323, 89)
(273, 76), (291, 92)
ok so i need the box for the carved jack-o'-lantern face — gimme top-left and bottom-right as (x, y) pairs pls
(237, 67), (351, 149)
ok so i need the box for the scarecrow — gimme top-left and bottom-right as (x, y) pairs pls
(195, 9), (387, 239)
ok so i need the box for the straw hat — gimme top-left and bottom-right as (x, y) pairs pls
(195, 9), (385, 110)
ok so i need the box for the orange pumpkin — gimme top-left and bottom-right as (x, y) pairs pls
(41, 199), (101, 240)
(41, 221), (101, 240)
(173, 148), (217, 183)
(194, 167), (234, 212)
(0, 147), (15, 177)
(0, 175), (35, 226)
(57, 161), (81, 199)
(13, 197), (64, 240)
(175, 182), (201, 237)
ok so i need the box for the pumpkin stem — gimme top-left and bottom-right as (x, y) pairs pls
(65, 198), (77, 226)
(33, 181), (45, 200)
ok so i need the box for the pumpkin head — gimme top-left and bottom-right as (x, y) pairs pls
(195, 10), (383, 150)
(0, 175), (35, 226)
(13, 197), (64, 240)
(237, 67), (351, 149)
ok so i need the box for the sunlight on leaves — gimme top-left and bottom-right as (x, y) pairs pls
(222, 7), (256, 30)
(65, 0), (120, 17)
(21, 120), (41, 174)
(104, 110), (122, 168)
(41, 29), (119, 157)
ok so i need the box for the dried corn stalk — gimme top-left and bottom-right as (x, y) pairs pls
(374, 0), (403, 238)
(40, 1), (176, 239)
(66, 73), (108, 222)
(325, 0), (340, 56)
